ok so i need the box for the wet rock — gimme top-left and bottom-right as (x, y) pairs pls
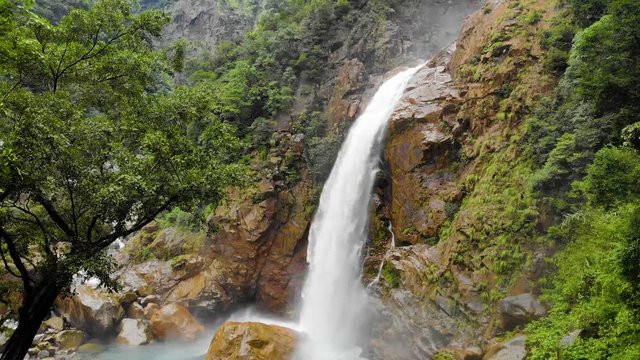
(498, 293), (546, 331)
(55, 330), (85, 350)
(36, 349), (49, 359)
(149, 303), (204, 342)
(385, 57), (463, 245)
(127, 302), (145, 320)
(205, 322), (296, 360)
(483, 336), (527, 360)
(43, 316), (64, 331)
(143, 303), (160, 319)
(55, 285), (124, 335)
(117, 318), (152, 346)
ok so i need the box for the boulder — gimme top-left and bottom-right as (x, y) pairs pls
(149, 303), (204, 341)
(143, 303), (160, 319)
(483, 336), (527, 360)
(205, 322), (296, 360)
(127, 302), (145, 320)
(55, 330), (85, 350)
(498, 294), (546, 331)
(43, 316), (64, 331)
(116, 318), (152, 346)
(55, 285), (125, 335)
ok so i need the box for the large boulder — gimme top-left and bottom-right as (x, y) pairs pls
(117, 318), (152, 346)
(483, 336), (527, 360)
(205, 322), (296, 360)
(498, 294), (546, 331)
(55, 330), (85, 350)
(148, 303), (204, 341)
(55, 284), (124, 335)
(43, 316), (64, 331)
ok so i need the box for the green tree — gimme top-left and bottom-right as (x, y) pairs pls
(0, 1), (241, 359)
(568, 0), (640, 117)
(566, 0), (610, 26)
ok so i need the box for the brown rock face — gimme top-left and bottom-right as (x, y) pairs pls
(195, 132), (313, 313)
(385, 47), (463, 246)
(148, 303), (204, 342)
(369, 0), (558, 357)
(55, 285), (124, 336)
(205, 322), (296, 360)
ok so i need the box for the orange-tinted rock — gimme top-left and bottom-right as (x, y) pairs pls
(205, 322), (296, 360)
(385, 52), (463, 245)
(148, 303), (204, 342)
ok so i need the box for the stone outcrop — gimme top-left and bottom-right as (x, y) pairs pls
(148, 303), (204, 342)
(385, 46), (463, 246)
(482, 336), (527, 360)
(367, 0), (559, 357)
(160, 0), (257, 53)
(498, 293), (546, 332)
(55, 284), (124, 336)
(116, 318), (152, 346)
(55, 330), (85, 350)
(205, 322), (296, 360)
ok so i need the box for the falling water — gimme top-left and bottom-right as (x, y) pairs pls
(296, 65), (421, 360)
(366, 222), (397, 289)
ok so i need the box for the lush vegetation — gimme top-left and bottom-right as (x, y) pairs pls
(0, 0), (244, 358)
(524, 0), (640, 357)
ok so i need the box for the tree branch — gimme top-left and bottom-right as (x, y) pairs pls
(0, 227), (33, 292)
(0, 243), (21, 279)
(94, 197), (176, 249)
(86, 214), (100, 243)
(33, 194), (76, 238)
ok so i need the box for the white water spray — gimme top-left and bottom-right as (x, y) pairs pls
(297, 65), (421, 359)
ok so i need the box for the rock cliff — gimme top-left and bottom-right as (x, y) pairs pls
(365, 0), (558, 358)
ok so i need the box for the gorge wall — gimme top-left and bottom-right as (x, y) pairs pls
(45, 0), (560, 359)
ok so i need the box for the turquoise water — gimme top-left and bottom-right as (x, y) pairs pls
(92, 327), (217, 360)
(91, 307), (295, 360)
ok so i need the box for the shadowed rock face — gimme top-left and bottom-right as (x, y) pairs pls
(158, 0), (258, 53)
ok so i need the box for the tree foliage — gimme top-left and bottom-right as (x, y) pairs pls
(0, 1), (242, 357)
(525, 1), (640, 357)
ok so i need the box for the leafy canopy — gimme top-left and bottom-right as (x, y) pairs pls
(0, 0), (242, 294)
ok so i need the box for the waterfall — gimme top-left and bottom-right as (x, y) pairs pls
(296, 65), (421, 360)
(366, 221), (397, 289)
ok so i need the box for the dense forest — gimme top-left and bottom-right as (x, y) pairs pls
(0, 0), (639, 359)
